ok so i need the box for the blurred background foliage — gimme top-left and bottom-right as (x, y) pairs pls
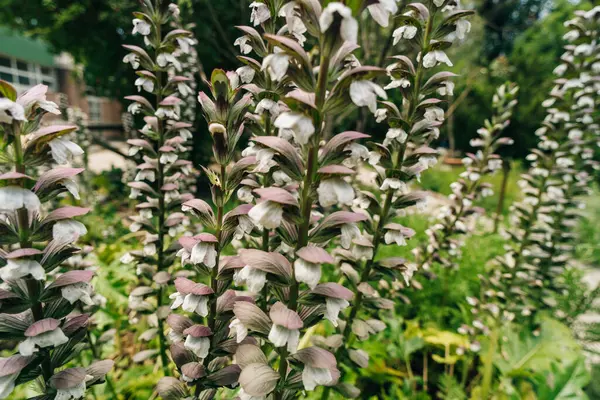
(0, 0), (593, 163)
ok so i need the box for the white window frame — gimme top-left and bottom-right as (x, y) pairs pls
(87, 96), (104, 123)
(0, 53), (58, 93)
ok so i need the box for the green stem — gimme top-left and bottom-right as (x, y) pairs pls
(481, 326), (498, 399)
(152, 9), (170, 377)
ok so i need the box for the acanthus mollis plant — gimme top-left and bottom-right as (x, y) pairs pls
(472, 6), (600, 333)
(308, 1), (473, 397)
(120, 0), (197, 375)
(413, 83), (518, 272)
(0, 80), (112, 399)
(153, 69), (254, 398)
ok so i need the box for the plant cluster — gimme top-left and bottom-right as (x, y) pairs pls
(0, 81), (112, 399)
(120, 0), (197, 375)
(474, 6), (600, 332)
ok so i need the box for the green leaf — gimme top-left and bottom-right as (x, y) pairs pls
(532, 358), (590, 400)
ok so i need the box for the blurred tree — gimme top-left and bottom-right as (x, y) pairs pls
(475, 0), (554, 61)
(0, 0), (247, 97)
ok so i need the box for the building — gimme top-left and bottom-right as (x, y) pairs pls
(0, 26), (123, 138)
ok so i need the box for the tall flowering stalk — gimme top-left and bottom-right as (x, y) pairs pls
(474, 6), (599, 331)
(154, 69), (253, 399)
(120, 0), (196, 375)
(311, 1), (473, 397)
(414, 83), (518, 272)
(0, 81), (111, 399)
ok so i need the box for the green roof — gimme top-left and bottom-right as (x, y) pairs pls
(0, 27), (56, 67)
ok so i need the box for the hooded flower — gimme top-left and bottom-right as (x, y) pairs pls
(268, 302), (302, 353)
(183, 325), (212, 359)
(53, 220), (87, 244)
(393, 25), (418, 44)
(341, 222), (361, 249)
(320, 2), (358, 44)
(132, 18), (151, 35)
(248, 200), (283, 229)
(169, 278), (214, 317)
(234, 265), (268, 293)
(0, 259), (45, 281)
(0, 98), (26, 124)
(317, 178), (355, 207)
(48, 137), (85, 165)
(325, 297), (349, 327)
(262, 50), (290, 82)
(423, 50), (453, 68)
(190, 235), (218, 268)
(349, 81), (387, 113)
(229, 318), (248, 343)
(250, 1), (270, 26)
(61, 282), (95, 306)
(368, 0), (399, 27)
(274, 112), (315, 145)
(19, 319), (69, 356)
(0, 186), (41, 217)
(234, 36), (253, 54)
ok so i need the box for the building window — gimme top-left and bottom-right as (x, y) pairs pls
(0, 54), (58, 92)
(88, 96), (103, 123)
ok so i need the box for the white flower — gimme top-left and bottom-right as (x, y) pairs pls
(438, 81), (455, 96)
(123, 53), (140, 69)
(55, 381), (88, 400)
(279, 2), (307, 45)
(455, 19), (471, 40)
(132, 76), (154, 93)
(368, 0), (399, 27)
(303, 365), (334, 391)
(256, 99), (281, 118)
(229, 318), (248, 343)
(401, 263), (418, 286)
(237, 186), (255, 203)
(156, 52), (181, 71)
(0, 98), (26, 124)
(234, 215), (254, 240)
(127, 102), (141, 114)
(47, 137), (84, 165)
(0, 186), (41, 217)
(393, 25), (417, 44)
(191, 242), (217, 268)
(234, 36), (253, 54)
(61, 282), (94, 306)
(170, 292), (209, 317)
(262, 50), (290, 82)
(318, 178), (355, 207)
(169, 3), (181, 18)
(52, 219), (87, 244)
(132, 18), (151, 35)
(184, 335), (210, 359)
(324, 297), (349, 327)
(424, 106), (445, 122)
(135, 169), (155, 182)
(385, 78), (411, 90)
(268, 324), (300, 353)
(380, 178), (406, 193)
(19, 328), (69, 356)
(340, 223), (361, 249)
(250, 1), (270, 26)
(17, 85), (60, 114)
(274, 112), (315, 145)
(374, 108), (388, 122)
(350, 81), (387, 113)
(254, 149), (277, 173)
(433, 0), (445, 6)
(236, 66), (256, 84)
(423, 50), (453, 68)
(384, 230), (407, 246)
(248, 201), (284, 229)
(234, 265), (268, 293)
(319, 2), (358, 44)
(294, 258), (321, 290)
(0, 259), (45, 281)
(383, 128), (407, 147)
